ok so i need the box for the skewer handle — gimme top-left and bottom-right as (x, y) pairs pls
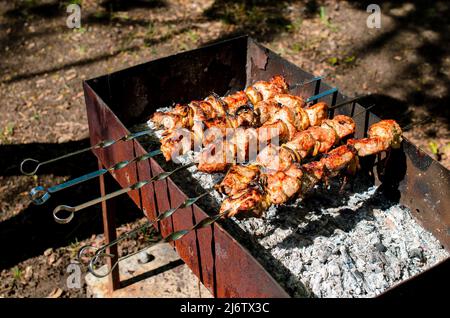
(53, 162), (196, 224)
(86, 209), (229, 278)
(77, 187), (214, 264)
(29, 149), (163, 205)
(19, 129), (153, 176)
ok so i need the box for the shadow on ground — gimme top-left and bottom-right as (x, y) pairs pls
(0, 140), (144, 270)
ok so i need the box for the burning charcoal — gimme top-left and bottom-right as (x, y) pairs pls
(374, 242), (387, 253)
(408, 247), (425, 263)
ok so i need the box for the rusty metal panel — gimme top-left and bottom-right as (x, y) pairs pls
(167, 179), (201, 279)
(397, 140), (450, 250)
(133, 140), (157, 221)
(148, 158), (173, 238)
(193, 206), (216, 297)
(213, 223), (290, 298)
(83, 82), (141, 207)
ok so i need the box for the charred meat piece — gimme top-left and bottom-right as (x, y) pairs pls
(262, 163), (303, 205)
(216, 165), (260, 196)
(220, 187), (271, 219)
(245, 75), (289, 104)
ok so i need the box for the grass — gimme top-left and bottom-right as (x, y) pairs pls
(291, 43), (302, 53)
(327, 57), (339, 66)
(286, 18), (303, 33)
(1, 122), (15, 143)
(67, 238), (80, 259)
(319, 6), (338, 32)
(111, 12), (130, 21)
(146, 22), (155, 38)
(74, 26), (87, 34)
(3, 122), (15, 137)
(77, 45), (87, 55)
(12, 267), (22, 280)
(186, 30), (200, 43)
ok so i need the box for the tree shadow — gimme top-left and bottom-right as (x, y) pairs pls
(0, 140), (144, 270)
(344, 0), (450, 128)
(203, 0), (297, 42)
(5, 1), (61, 19)
(99, 0), (166, 12)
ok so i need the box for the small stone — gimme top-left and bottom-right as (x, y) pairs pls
(24, 266), (33, 281)
(44, 248), (53, 257)
(375, 242), (387, 252)
(47, 254), (56, 265)
(47, 288), (63, 298)
(408, 247), (424, 262)
(137, 252), (154, 264)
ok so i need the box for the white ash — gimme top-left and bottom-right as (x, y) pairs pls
(237, 185), (449, 298)
(134, 118), (449, 298)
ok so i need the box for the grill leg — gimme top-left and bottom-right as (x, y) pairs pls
(99, 160), (121, 291)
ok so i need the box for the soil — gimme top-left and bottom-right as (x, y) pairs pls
(0, 0), (449, 297)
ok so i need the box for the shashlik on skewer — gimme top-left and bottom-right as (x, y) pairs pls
(78, 119), (404, 276)
(197, 106), (344, 174)
(215, 114), (356, 197)
(163, 101), (329, 172)
(155, 93), (314, 161)
(218, 120), (403, 218)
(150, 75), (290, 131)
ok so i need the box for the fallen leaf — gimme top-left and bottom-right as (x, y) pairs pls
(47, 253), (56, 265)
(24, 266), (33, 281)
(47, 288), (63, 298)
(44, 248), (53, 257)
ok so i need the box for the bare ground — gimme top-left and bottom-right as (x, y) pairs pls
(0, 0), (449, 297)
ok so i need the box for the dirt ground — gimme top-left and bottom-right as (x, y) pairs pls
(0, 0), (449, 298)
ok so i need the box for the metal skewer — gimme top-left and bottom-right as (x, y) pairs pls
(79, 103), (382, 277)
(306, 87), (337, 103)
(20, 129), (153, 176)
(77, 188), (215, 263)
(288, 75), (324, 90)
(28, 87), (340, 204)
(20, 77), (327, 176)
(329, 95), (368, 110)
(29, 149), (162, 205)
(86, 208), (230, 278)
(52, 162), (196, 224)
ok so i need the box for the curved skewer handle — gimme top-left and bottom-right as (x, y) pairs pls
(29, 149), (162, 205)
(76, 188), (215, 264)
(53, 162), (196, 224)
(87, 209), (229, 278)
(20, 129), (153, 176)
